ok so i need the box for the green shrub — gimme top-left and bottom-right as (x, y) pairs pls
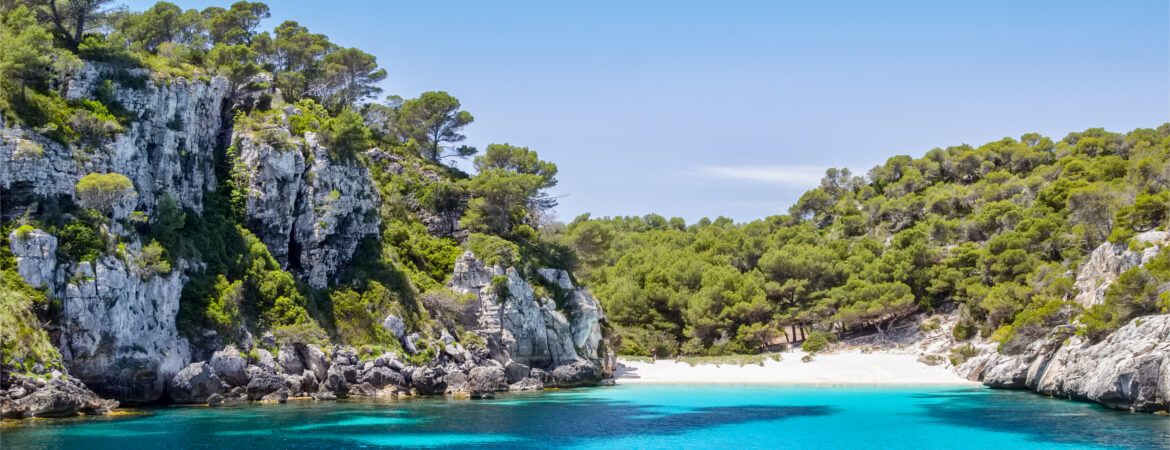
(0, 269), (62, 373)
(952, 319), (976, 341)
(949, 344), (980, 366)
(491, 275), (510, 299)
(135, 240), (172, 277)
(801, 330), (835, 354)
(272, 322), (329, 347)
(57, 220), (104, 262)
(467, 233), (519, 266)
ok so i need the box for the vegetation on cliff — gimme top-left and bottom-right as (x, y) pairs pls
(0, 0), (574, 369)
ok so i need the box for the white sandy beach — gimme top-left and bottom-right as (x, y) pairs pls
(614, 350), (977, 385)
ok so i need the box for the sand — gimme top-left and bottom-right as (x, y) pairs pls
(614, 350), (977, 385)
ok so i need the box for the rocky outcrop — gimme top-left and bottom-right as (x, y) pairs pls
(450, 251), (614, 387)
(7, 229), (192, 403)
(1, 374), (118, 419)
(236, 129), (380, 288)
(1, 63), (228, 219)
(960, 234), (1170, 413)
(963, 316), (1170, 412)
(1073, 231), (1169, 307)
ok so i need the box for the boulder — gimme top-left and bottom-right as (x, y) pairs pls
(277, 346), (304, 374)
(259, 389), (288, 403)
(408, 366), (447, 395)
(467, 366), (507, 399)
(361, 367), (404, 389)
(300, 370), (319, 394)
(169, 362), (224, 403)
(504, 362), (531, 384)
(245, 372), (286, 400)
(303, 344), (329, 382)
(551, 361), (601, 387)
(381, 315), (406, 340)
(324, 364), (349, 395)
(255, 349), (278, 373)
(209, 346), (249, 387)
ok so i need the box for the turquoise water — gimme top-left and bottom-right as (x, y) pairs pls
(2, 385), (1167, 449)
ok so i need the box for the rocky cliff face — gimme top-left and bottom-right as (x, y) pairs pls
(0, 64), (228, 406)
(450, 252), (615, 386)
(2, 63), (228, 220)
(959, 231), (1170, 413)
(236, 126), (380, 289)
(1, 62), (613, 416)
(8, 228), (191, 403)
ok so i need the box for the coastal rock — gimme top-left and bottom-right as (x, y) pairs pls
(467, 366), (508, 399)
(1073, 231), (1169, 307)
(1, 375), (118, 418)
(509, 377), (544, 391)
(245, 372), (286, 400)
(277, 346), (305, 375)
(551, 360), (602, 388)
(169, 362), (224, 403)
(408, 366), (448, 395)
(209, 346), (249, 387)
(2, 63), (228, 219)
(450, 252), (611, 387)
(56, 253), (191, 402)
(957, 231), (1170, 412)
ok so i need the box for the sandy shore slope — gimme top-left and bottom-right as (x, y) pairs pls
(614, 350), (977, 385)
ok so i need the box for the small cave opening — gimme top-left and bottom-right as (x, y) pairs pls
(287, 231), (304, 274)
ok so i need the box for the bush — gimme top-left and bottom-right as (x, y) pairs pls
(272, 322), (329, 347)
(948, 344), (979, 366)
(952, 319), (976, 341)
(491, 275), (510, 299)
(467, 233), (519, 266)
(57, 220), (103, 262)
(801, 330), (835, 354)
(0, 270), (62, 373)
(135, 239), (172, 277)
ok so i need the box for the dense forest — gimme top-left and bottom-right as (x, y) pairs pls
(562, 126), (1170, 357)
(0, 0), (570, 370)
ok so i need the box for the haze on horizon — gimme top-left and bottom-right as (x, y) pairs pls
(125, 0), (1170, 223)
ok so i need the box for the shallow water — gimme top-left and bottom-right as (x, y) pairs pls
(2, 385), (1167, 449)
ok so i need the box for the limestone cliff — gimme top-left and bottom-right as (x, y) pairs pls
(450, 251), (615, 386)
(236, 124), (380, 289)
(958, 231), (1170, 413)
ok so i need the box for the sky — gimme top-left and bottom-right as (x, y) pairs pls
(126, 0), (1170, 223)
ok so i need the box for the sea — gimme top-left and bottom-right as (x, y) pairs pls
(2, 384), (1167, 449)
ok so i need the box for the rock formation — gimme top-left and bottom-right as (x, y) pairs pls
(236, 127), (380, 288)
(959, 231), (1170, 412)
(450, 251), (615, 386)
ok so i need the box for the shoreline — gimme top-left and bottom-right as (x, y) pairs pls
(613, 349), (979, 386)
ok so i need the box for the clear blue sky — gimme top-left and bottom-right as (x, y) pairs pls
(126, 0), (1170, 223)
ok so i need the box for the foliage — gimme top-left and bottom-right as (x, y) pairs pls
(801, 331), (835, 354)
(75, 172), (135, 217)
(0, 267), (62, 374)
(466, 233), (520, 267)
(57, 219), (103, 262)
(397, 91), (475, 161)
(571, 125), (1170, 355)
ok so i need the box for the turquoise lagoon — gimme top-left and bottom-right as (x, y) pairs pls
(2, 384), (1167, 449)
